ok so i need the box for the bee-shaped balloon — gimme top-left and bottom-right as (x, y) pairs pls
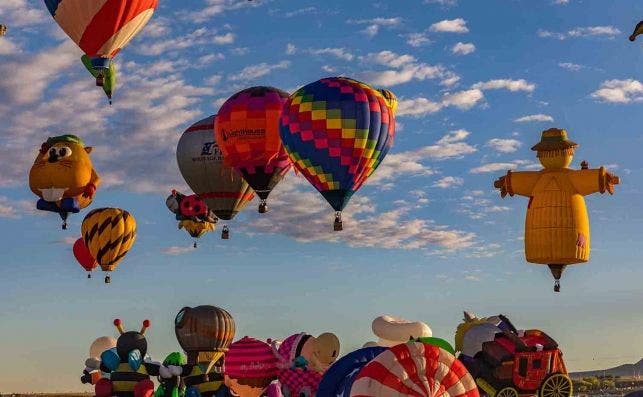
(28, 135), (100, 229)
(94, 319), (158, 397)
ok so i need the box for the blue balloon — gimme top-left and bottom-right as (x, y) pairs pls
(317, 346), (387, 396)
(100, 348), (120, 371)
(128, 349), (142, 371)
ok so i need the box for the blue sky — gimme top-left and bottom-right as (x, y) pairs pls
(1, 0), (643, 392)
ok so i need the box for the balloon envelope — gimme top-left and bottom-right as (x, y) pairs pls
(73, 237), (97, 272)
(350, 342), (479, 397)
(44, 0), (158, 59)
(176, 115), (254, 220)
(89, 336), (117, 359)
(215, 86), (292, 202)
(279, 77), (396, 212)
(318, 346), (387, 396)
(174, 305), (235, 364)
(81, 207), (136, 272)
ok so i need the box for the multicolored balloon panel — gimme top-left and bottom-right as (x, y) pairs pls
(44, 0), (158, 59)
(216, 87), (292, 207)
(279, 77), (396, 212)
(350, 342), (479, 397)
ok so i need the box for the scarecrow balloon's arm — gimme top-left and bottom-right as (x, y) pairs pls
(570, 167), (620, 196)
(494, 170), (539, 198)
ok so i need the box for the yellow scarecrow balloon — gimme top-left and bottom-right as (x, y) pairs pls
(494, 128), (619, 292)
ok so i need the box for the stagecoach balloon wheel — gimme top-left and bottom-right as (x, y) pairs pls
(496, 386), (519, 397)
(539, 373), (572, 397)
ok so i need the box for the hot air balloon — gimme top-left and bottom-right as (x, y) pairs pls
(175, 306), (235, 397)
(630, 21), (643, 41)
(317, 346), (387, 396)
(279, 77), (397, 231)
(493, 128), (619, 291)
(29, 135), (100, 230)
(81, 208), (136, 284)
(350, 342), (479, 397)
(73, 237), (97, 278)
(215, 86), (292, 213)
(177, 115), (255, 239)
(43, 0), (158, 104)
(166, 190), (217, 248)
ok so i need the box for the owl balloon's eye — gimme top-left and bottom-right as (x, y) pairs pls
(49, 148), (57, 157)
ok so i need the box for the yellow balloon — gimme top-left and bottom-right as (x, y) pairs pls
(81, 208), (136, 283)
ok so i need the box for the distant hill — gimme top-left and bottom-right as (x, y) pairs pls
(571, 359), (643, 378)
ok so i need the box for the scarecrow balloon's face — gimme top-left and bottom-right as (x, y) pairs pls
(538, 148), (574, 169)
(29, 141), (94, 195)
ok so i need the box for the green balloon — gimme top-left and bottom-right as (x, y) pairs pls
(415, 337), (456, 355)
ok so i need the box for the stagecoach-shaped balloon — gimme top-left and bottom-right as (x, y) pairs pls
(462, 328), (572, 397)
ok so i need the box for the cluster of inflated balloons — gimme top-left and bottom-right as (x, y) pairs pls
(26, 2), (628, 291)
(81, 308), (573, 397)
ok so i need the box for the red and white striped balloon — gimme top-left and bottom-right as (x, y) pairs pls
(350, 342), (479, 397)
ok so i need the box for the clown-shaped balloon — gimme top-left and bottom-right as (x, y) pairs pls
(29, 134), (100, 230)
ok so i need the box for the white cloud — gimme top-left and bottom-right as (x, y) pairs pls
(213, 32), (235, 45)
(283, 6), (317, 18)
(514, 114), (554, 123)
(424, 0), (458, 5)
(137, 28), (234, 56)
(472, 79), (535, 92)
(0, 37), (20, 55)
(162, 246), (195, 256)
(406, 33), (431, 47)
(180, 0), (259, 23)
(348, 17), (402, 37)
(429, 18), (469, 33)
(452, 42), (476, 55)
(558, 62), (584, 71)
(538, 26), (621, 40)
(554, 0), (570, 3)
(397, 89), (484, 116)
(0, 41), (79, 105)
(433, 176), (464, 188)
(469, 160), (535, 174)
(241, 176), (476, 250)
(362, 51), (416, 68)
(486, 138), (522, 153)
(228, 61), (290, 82)
(286, 43), (297, 55)
(309, 47), (354, 61)
(0, 0), (47, 27)
(591, 79), (643, 103)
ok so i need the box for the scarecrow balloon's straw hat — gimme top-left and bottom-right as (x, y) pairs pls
(531, 128), (578, 151)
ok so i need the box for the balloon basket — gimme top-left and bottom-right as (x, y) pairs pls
(193, 241), (197, 248)
(258, 201), (267, 214)
(62, 221), (67, 230)
(333, 212), (343, 231)
(96, 75), (104, 87)
(222, 226), (230, 240)
(87, 273), (91, 279)
(104, 274), (111, 284)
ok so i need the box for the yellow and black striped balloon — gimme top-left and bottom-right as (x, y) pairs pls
(81, 208), (136, 274)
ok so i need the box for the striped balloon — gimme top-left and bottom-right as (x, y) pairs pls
(279, 77), (397, 229)
(176, 115), (255, 222)
(44, 0), (157, 61)
(81, 207), (136, 283)
(350, 342), (479, 397)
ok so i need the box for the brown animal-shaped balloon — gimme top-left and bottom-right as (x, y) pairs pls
(28, 134), (100, 229)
